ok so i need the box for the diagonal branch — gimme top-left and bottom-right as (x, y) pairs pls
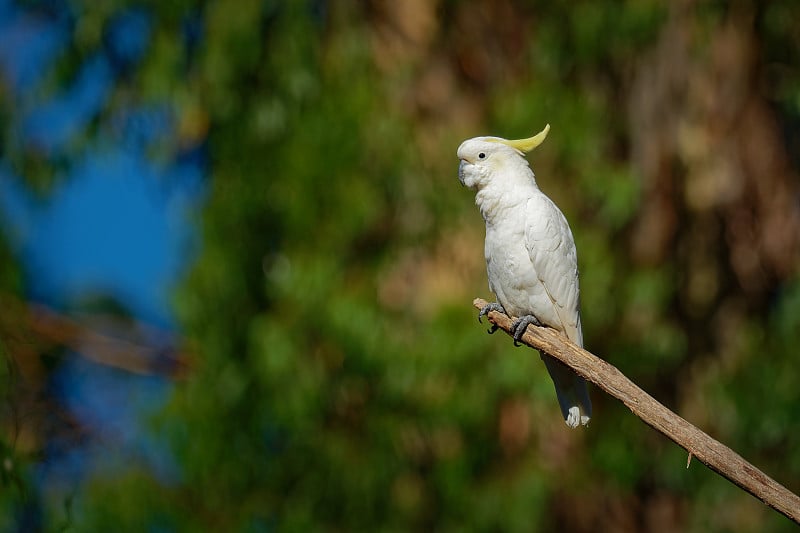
(472, 297), (800, 525)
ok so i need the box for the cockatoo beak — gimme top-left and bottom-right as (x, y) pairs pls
(496, 124), (550, 154)
(458, 159), (467, 185)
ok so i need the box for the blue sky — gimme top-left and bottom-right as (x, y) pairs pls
(0, 138), (205, 327)
(0, 1), (205, 327)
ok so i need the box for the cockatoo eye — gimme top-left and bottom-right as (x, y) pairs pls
(478, 152), (486, 159)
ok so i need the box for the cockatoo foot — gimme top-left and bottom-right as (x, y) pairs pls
(511, 314), (542, 346)
(478, 302), (506, 333)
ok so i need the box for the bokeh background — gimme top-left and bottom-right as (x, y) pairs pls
(1, 0), (799, 531)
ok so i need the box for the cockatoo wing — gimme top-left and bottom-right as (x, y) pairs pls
(523, 195), (582, 346)
(524, 194), (591, 427)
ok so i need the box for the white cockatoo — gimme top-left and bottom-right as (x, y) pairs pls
(457, 124), (591, 428)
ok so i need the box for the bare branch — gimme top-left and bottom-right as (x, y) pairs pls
(473, 297), (800, 524)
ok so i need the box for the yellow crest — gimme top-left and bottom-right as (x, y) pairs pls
(492, 124), (550, 154)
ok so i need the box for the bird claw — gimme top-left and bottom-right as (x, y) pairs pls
(478, 302), (505, 324)
(511, 314), (542, 346)
(479, 303), (505, 335)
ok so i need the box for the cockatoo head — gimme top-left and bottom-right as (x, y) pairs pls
(457, 124), (550, 190)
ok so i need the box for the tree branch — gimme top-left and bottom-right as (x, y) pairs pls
(472, 297), (800, 525)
